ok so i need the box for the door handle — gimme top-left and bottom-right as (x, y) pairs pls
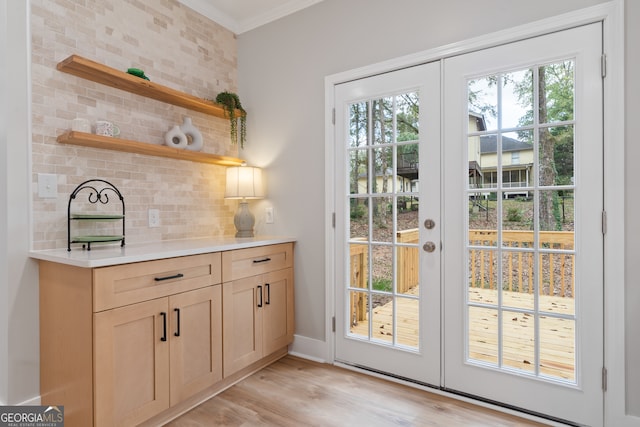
(257, 285), (263, 308)
(265, 283), (270, 305)
(423, 241), (437, 253)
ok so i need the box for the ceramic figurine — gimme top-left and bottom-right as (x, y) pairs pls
(164, 125), (188, 148)
(180, 117), (203, 151)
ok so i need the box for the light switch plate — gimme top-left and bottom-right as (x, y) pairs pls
(38, 173), (58, 198)
(148, 209), (160, 227)
(265, 207), (274, 224)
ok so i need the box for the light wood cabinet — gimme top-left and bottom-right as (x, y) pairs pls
(40, 253), (222, 427)
(222, 243), (294, 377)
(93, 285), (222, 425)
(38, 243), (294, 427)
(93, 297), (170, 426)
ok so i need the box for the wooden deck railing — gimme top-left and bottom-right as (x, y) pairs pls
(349, 229), (575, 308)
(397, 229), (419, 293)
(469, 229), (575, 297)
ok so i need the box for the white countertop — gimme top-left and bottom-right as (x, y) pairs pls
(29, 236), (296, 268)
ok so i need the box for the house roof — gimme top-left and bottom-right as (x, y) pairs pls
(469, 111), (487, 132)
(480, 134), (532, 154)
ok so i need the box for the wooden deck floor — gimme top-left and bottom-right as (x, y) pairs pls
(350, 287), (575, 381)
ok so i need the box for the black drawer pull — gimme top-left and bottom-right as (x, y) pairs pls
(160, 312), (167, 342)
(154, 273), (184, 282)
(174, 308), (181, 337)
(265, 283), (271, 305)
(253, 258), (271, 264)
(257, 285), (263, 308)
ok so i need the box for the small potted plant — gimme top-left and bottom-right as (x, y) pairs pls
(215, 91), (247, 148)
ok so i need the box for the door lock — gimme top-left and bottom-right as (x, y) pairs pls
(424, 219), (436, 229)
(423, 241), (436, 253)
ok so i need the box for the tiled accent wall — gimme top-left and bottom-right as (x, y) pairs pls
(30, 0), (240, 250)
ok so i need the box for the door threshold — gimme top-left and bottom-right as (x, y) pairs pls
(334, 360), (577, 427)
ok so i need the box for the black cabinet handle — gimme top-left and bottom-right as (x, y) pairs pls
(154, 273), (184, 282)
(160, 312), (167, 342)
(253, 258), (271, 264)
(265, 283), (271, 305)
(174, 308), (181, 337)
(257, 285), (263, 308)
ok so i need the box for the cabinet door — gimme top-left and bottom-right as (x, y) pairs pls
(262, 268), (295, 356)
(169, 285), (223, 405)
(94, 298), (170, 426)
(222, 276), (263, 377)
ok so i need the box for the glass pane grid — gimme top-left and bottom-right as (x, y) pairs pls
(466, 59), (577, 383)
(347, 90), (421, 351)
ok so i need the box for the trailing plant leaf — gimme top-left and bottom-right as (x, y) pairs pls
(215, 91), (247, 148)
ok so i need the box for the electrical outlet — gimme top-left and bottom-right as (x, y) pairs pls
(265, 207), (274, 224)
(38, 173), (58, 198)
(148, 209), (160, 228)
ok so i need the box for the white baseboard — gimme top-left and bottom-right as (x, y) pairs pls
(289, 334), (330, 363)
(0, 395), (41, 406)
(18, 395), (41, 406)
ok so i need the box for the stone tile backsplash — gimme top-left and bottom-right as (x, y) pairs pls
(31, 0), (240, 250)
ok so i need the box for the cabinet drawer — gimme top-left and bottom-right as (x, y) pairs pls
(222, 243), (293, 282)
(93, 253), (221, 312)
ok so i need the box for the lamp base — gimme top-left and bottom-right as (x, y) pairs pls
(234, 200), (255, 238)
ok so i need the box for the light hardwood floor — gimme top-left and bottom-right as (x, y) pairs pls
(166, 355), (547, 427)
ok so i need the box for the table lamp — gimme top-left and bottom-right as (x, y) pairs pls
(225, 166), (264, 237)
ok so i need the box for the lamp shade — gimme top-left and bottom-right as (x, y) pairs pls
(225, 166), (265, 199)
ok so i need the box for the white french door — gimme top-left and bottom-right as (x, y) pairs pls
(333, 62), (441, 384)
(443, 23), (603, 425)
(333, 23), (603, 425)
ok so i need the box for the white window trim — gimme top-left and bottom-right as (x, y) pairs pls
(325, 1), (627, 425)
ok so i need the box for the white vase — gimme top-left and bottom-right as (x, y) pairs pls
(164, 125), (188, 148)
(180, 117), (203, 151)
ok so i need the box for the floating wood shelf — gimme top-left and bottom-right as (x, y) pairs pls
(57, 55), (244, 119)
(58, 131), (245, 166)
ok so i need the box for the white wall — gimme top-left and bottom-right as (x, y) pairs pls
(238, 0), (640, 422)
(0, 0), (38, 405)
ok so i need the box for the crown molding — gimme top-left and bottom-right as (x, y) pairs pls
(178, 0), (324, 34)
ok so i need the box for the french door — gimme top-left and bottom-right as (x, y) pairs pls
(443, 23), (603, 425)
(333, 23), (603, 425)
(333, 62), (441, 384)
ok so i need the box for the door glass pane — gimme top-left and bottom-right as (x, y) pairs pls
(465, 60), (577, 383)
(503, 310), (535, 373)
(371, 295), (393, 344)
(373, 146), (393, 194)
(397, 296), (419, 349)
(502, 252), (534, 310)
(539, 126), (574, 186)
(502, 69), (533, 129)
(469, 192), (497, 238)
(372, 97), (393, 145)
(349, 101), (368, 148)
(349, 199), (369, 239)
(349, 149), (368, 194)
(345, 89), (421, 351)
(468, 306), (498, 366)
(348, 290), (368, 338)
(538, 61), (575, 125)
(540, 315), (575, 382)
(468, 76), (498, 131)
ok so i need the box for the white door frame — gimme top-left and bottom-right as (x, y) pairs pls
(324, 1), (626, 425)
